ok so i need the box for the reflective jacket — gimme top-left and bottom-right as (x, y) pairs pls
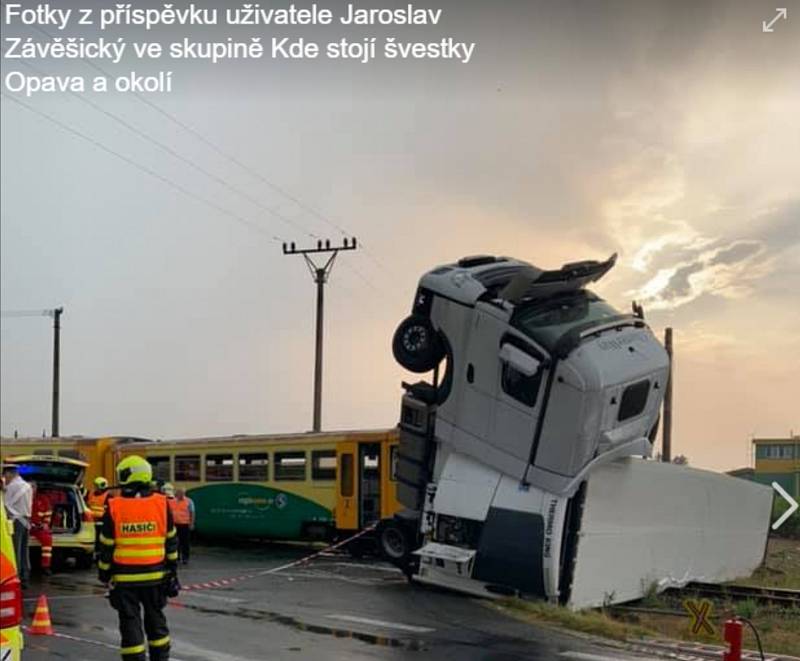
(87, 489), (109, 522)
(97, 487), (178, 586)
(168, 497), (192, 526)
(31, 492), (53, 528)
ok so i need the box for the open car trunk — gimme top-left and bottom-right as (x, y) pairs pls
(7, 455), (88, 535)
(35, 484), (84, 534)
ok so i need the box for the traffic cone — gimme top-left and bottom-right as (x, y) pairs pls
(29, 594), (54, 635)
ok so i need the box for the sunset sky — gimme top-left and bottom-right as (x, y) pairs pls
(2, 0), (798, 471)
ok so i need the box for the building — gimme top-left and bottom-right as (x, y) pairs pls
(752, 436), (800, 499)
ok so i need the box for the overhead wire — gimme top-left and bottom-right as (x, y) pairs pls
(4, 5), (386, 288)
(16, 58), (317, 242)
(1, 93), (284, 244)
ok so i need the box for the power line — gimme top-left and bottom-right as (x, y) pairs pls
(1, 93), (284, 243)
(1, 309), (55, 318)
(16, 59), (317, 242)
(64, 40), (388, 271)
(4, 6), (388, 285)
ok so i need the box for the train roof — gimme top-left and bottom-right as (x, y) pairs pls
(116, 428), (397, 448)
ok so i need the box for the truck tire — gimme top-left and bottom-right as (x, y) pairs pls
(379, 519), (410, 562)
(392, 315), (444, 373)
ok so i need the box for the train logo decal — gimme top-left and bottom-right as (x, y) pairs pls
(274, 493), (288, 510)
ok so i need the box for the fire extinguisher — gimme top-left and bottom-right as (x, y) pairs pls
(723, 619), (743, 661)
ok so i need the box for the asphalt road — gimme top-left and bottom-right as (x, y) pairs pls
(20, 542), (652, 660)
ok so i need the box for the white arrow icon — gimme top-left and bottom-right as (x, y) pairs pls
(772, 482), (798, 530)
(763, 8), (788, 32)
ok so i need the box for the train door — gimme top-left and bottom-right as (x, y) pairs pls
(359, 443), (381, 528)
(336, 441), (358, 531)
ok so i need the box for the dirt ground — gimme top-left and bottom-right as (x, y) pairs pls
(502, 537), (800, 657)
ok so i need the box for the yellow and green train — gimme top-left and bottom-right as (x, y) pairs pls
(0, 430), (403, 543)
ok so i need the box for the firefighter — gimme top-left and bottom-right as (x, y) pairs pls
(30, 482), (54, 575)
(87, 476), (111, 552)
(98, 455), (179, 661)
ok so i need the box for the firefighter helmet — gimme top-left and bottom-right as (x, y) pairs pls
(94, 476), (109, 489)
(162, 482), (175, 497)
(116, 455), (152, 486)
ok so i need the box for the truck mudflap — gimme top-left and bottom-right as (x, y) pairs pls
(564, 457), (773, 609)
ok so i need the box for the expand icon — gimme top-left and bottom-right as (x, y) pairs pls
(772, 482), (799, 530)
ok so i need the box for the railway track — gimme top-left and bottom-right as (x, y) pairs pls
(667, 582), (800, 609)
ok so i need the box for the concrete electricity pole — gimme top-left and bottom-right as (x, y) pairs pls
(51, 307), (64, 437)
(1, 307), (65, 437)
(283, 238), (357, 432)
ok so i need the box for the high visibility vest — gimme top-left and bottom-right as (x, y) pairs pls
(108, 493), (168, 583)
(169, 498), (192, 525)
(87, 490), (109, 521)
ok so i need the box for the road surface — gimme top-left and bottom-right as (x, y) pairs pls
(21, 542), (652, 660)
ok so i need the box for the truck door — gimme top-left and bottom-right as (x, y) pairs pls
(336, 442), (358, 531)
(492, 335), (550, 465)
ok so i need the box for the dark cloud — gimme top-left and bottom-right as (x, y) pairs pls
(710, 241), (762, 266)
(661, 262), (705, 300)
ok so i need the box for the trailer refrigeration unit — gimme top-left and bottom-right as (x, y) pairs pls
(383, 254), (773, 609)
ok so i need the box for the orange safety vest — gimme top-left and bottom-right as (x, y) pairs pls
(108, 493), (168, 582)
(87, 490), (110, 521)
(168, 498), (192, 525)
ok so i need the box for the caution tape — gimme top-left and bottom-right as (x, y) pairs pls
(181, 523), (378, 593)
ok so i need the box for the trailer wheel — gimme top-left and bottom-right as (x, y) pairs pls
(392, 315), (444, 373)
(379, 520), (409, 562)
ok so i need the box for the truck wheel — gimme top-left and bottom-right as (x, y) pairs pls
(380, 520), (409, 562)
(392, 315), (444, 373)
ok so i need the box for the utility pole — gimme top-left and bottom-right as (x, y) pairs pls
(1, 307), (64, 437)
(283, 238), (358, 432)
(662, 327), (673, 462)
(51, 307), (64, 437)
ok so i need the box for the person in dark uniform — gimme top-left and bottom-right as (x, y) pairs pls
(98, 455), (179, 661)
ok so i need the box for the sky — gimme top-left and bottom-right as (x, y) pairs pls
(1, 0), (798, 472)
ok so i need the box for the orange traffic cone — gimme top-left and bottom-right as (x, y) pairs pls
(29, 594), (54, 635)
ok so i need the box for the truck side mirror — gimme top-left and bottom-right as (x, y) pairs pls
(499, 344), (541, 377)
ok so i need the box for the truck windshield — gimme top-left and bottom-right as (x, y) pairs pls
(512, 291), (624, 351)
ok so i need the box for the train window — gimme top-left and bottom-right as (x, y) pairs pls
(274, 451), (306, 481)
(311, 450), (336, 481)
(147, 456), (171, 482)
(33, 449), (53, 456)
(239, 453), (269, 481)
(340, 453), (354, 497)
(206, 454), (234, 482)
(175, 455), (201, 481)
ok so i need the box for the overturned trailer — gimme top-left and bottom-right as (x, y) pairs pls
(382, 254), (773, 608)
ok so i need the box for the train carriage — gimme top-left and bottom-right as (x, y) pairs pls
(114, 429), (402, 541)
(2, 430), (403, 544)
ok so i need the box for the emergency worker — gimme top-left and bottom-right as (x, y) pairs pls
(98, 456), (179, 661)
(87, 476), (111, 551)
(30, 482), (54, 575)
(169, 488), (194, 565)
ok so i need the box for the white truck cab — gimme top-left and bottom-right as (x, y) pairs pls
(387, 254), (772, 608)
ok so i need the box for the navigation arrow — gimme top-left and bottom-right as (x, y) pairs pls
(762, 8), (788, 32)
(772, 482), (799, 530)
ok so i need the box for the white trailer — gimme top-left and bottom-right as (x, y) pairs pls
(383, 254), (772, 608)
